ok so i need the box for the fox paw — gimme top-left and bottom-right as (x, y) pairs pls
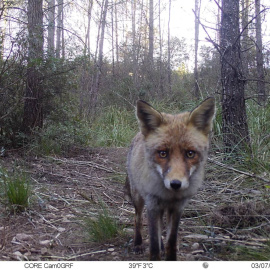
(134, 244), (145, 254)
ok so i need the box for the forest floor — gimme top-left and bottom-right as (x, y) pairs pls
(0, 147), (269, 261)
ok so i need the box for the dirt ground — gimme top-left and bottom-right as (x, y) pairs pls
(0, 147), (269, 261)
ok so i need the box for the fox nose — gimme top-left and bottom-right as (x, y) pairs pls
(170, 180), (182, 190)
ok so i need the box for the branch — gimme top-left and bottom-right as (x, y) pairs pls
(243, 78), (270, 84)
(233, 7), (270, 48)
(207, 157), (270, 183)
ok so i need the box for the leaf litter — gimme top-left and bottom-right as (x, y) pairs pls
(0, 147), (269, 261)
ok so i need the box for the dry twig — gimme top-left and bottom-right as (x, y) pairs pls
(208, 157), (270, 183)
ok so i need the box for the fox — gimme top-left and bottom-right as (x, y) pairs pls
(125, 97), (215, 261)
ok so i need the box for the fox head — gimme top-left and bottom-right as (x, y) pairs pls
(136, 98), (215, 191)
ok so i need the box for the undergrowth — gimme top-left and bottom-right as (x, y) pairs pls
(222, 242), (270, 261)
(0, 167), (31, 213)
(90, 105), (137, 147)
(28, 98), (269, 181)
(244, 101), (270, 173)
(31, 119), (92, 155)
(84, 203), (123, 243)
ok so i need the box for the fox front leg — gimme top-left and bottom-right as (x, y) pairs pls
(165, 208), (182, 261)
(147, 208), (163, 261)
(133, 204), (144, 254)
(133, 202), (144, 254)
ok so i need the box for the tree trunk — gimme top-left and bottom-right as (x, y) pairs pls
(61, 2), (65, 59)
(147, 0), (154, 94)
(255, 0), (266, 105)
(132, 0), (138, 90)
(216, 0), (221, 44)
(97, 0), (108, 69)
(111, 1), (115, 76)
(0, 1), (6, 61)
(47, 0), (55, 57)
(167, 0), (172, 92)
(22, 0), (44, 134)
(149, 0), (154, 65)
(114, 0), (119, 67)
(194, 0), (201, 99)
(220, 0), (250, 154)
(56, 0), (63, 58)
(158, 0), (164, 95)
(241, 0), (249, 80)
(85, 0), (93, 55)
(91, 0), (108, 108)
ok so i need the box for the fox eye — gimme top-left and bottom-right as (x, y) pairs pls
(158, 150), (168, 158)
(186, 150), (196, 159)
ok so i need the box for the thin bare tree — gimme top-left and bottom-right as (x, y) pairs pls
(255, 0), (266, 105)
(167, 0), (171, 92)
(158, 0), (164, 95)
(56, 0), (63, 58)
(47, 0), (55, 57)
(91, 0), (108, 108)
(85, 0), (93, 55)
(194, 0), (201, 99)
(241, 0), (249, 80)
(149, 0), (154, 65)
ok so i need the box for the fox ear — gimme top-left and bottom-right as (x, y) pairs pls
(188, 97), (215, 135)
(136, 100), (163, 136)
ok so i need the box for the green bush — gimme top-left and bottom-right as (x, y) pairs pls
(32, 119), (92, 155)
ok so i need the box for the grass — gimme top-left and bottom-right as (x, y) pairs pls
(0, 167), (31, 213)
(30, 105), (137, 154)
(234, 243), (270, 260)
(219, 242), (270, 261)
(84, 203), (123, 243)
(90, 105), (137, 147)
(244, 101), (270, 173)
(29, 98), (269, 182)
(88, 100), (269, 184)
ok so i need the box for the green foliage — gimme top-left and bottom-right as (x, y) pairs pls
(243, 101), (270, 173)
(0, 53), (78, 149)
(228, 242), (270, 261)
(0, 59), (26, 148)
(90, 106), (137, 147)
(206, 99), (269, 176)
(32, 119), (92, 155)
(84, 205), (122, 243)
(0, 167), (31, 213)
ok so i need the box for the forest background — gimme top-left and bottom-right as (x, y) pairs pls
(0, 0), (270, 261)
(0, 0), (269, 174)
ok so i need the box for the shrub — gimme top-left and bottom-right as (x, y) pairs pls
(84, 205), (122, 243)
(0, 167), (31, 213)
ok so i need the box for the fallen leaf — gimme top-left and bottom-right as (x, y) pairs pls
(13, 251), (23, 260)
(39, 240), (52, 246)
(16, 233), (32, 242)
